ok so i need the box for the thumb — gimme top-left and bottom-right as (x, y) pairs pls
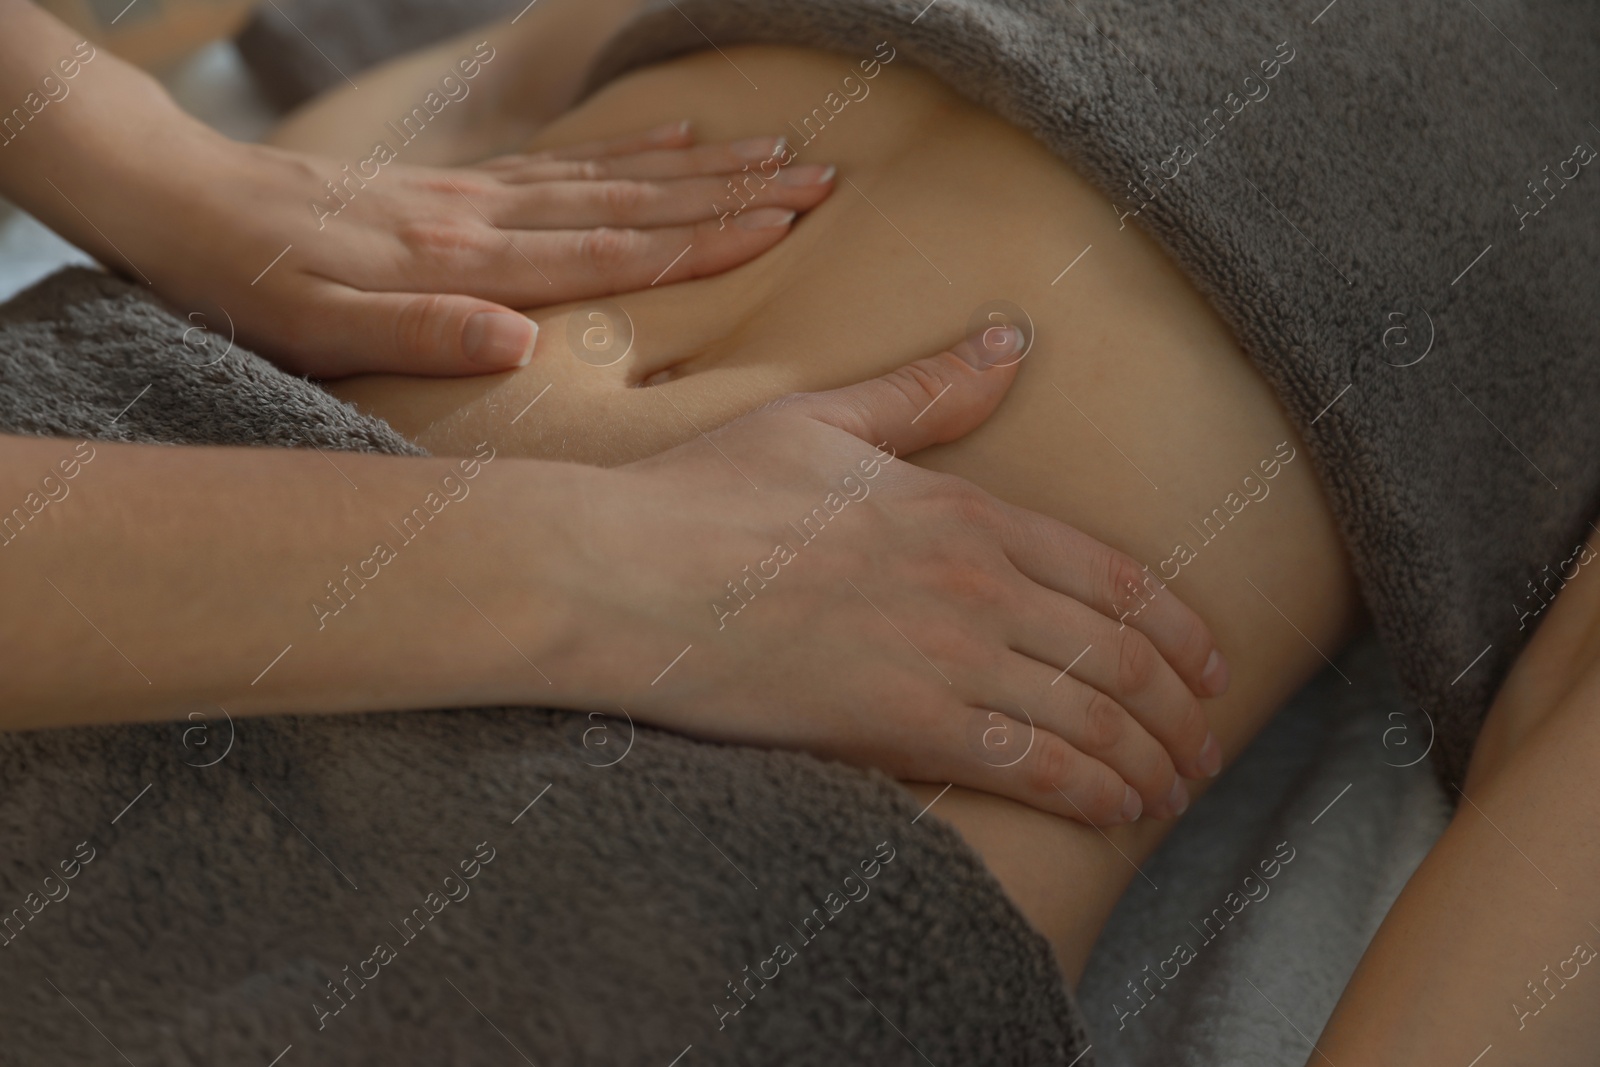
(786, 326), (1026, 456)
(287, 287), (539, 378)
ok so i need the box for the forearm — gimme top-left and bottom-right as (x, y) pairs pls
(0, 433), (588, 730)
(1313, 670), (1600, 1064)
(0, 0), (215, 271)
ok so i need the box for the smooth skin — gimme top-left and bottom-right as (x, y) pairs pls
(1310, 528), (1600, 1067)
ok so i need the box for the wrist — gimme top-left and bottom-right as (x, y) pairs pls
(465, 459), (698, 715)
(185, 451), (605, 721)
(0, 40), (217, 264)
(407, 454), (612, 711)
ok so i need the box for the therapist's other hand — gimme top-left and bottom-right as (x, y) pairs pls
(556, 328), (1229, 826)
(128, 122), (830, 378)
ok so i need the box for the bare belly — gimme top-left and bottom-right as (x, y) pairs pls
(307, 44), (1362, 976)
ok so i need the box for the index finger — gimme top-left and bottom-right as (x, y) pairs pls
(514, 120), (696, 163)
(478, 138), (794, 184)
(993, 503), (1230, 699)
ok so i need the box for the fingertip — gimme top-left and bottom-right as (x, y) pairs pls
(950, 325), (1025, 372)
(1198, 732), (1223, 778)
(1122, 784), (1144, 823)
(647, 119), (694, 146)
(1201, 648), (1231, 697)
(463, 310), (538, 370)
(731, 207), (796, 232)
(1163, 777), (1190, 818)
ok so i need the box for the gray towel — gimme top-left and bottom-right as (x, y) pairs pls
(0, 269), (1086, 1064)
(586, 0), (1600, 790)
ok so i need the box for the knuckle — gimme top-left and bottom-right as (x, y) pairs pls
(1026, 735), (1071, 796)
(1080, 691), (1128, 751)
(596, 180), (649, 218)
(935, 480), (997, 531)
(952, 493), (997, 532)
(576, 226), (641, 272)
(397, 220), (483, 258)
(1103, 550), (1147, 615)
(283, 154), (324, 185)
(885, 360), (953, 412)
(392, 294), (455, 356)
(917, 620), (995, 676)
(933, 556), (1008, 610)
(409, 175), (454, 195)
(1091, 773), (1127, 823)
(1116, 631), (1161, 696)
(441, 175), (493, 198)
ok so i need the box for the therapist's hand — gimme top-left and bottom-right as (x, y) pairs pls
(546, 328), (1229, 825)
(0, 2), (830, 379)
(123, 121), (830, 378)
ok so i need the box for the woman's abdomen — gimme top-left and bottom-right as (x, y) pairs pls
(315, 44), (1363, 973)
(326, 43), (1356, 670)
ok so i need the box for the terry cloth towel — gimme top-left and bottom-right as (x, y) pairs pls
(0, 268), (1087, 1065)
(585, 0), (1600, 789)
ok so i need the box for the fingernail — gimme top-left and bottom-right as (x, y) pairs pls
(1165, 778), (1191, 818)
(952, 325), (1022, 370)
(733, 207), (796, 231)
(463, 312), (538, 368)
(1199, 732), (1223, 778)
(776, 163), (836, 187)
(732, 135), (787, 161)
(1121, 785), (1143, 823)
(1201, 649), (1230, 696)
(649, 119), (692, 142)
